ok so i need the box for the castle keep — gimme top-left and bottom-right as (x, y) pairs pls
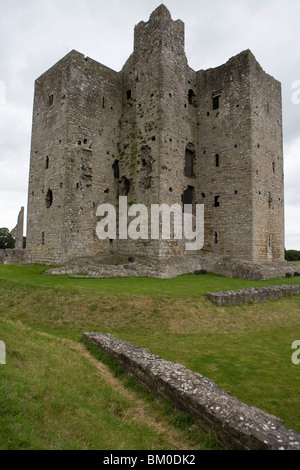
(26, 5), (285, 268)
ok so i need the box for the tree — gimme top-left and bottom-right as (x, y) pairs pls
(0, 228), (16, 249)
(285, 249), (300, 261)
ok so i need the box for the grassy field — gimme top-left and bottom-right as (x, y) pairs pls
(0, 264), (299, 450)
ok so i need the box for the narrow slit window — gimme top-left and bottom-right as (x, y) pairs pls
(120, 176), (131, 196)
(45, 156), (49, 169)
(45, 189), (53, 208)
(184, 143), (195, 178)
(112, 160), (120, 179)
(215, 154), (220, 167)
(213, 95), (220, 110)
(126, 90), (132, 100)
(48, 94), (53, 106)
(268, 192), (272, 209)
(188, 89), (196, 105)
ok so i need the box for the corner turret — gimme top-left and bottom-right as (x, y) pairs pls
(134, 4), (184, 55)
(149, 4), (172, 22)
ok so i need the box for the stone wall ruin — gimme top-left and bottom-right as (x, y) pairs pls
(83, 333), (300, 451)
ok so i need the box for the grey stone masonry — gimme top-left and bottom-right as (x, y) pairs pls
(44, 253), (297, 280)
(83, 332), (300, 451)
(11, 207), (24, 250)
(26, 5), (285, 271)
(207, 284), (300, 305)
(0, 249), (26, 265)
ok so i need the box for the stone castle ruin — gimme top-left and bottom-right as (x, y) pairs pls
(11, 207), (24, 250)
(25, 5), (293, 279)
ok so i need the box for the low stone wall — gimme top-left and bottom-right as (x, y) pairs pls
(83, 332), (300, 451)
(45, 253), (297, 281)
(0, 249), (26, 265)
(207, 284), (300, 306)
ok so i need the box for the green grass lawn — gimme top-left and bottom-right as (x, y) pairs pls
(0, 264), (299, 449)
(1, 263), (300, 297)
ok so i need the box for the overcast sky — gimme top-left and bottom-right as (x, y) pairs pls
(0, 0), (299, 249)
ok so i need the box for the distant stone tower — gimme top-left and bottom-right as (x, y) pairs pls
(11, 207), (24, 250)
(26, 5), (284, 266)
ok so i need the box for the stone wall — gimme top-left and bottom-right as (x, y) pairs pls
(83, 333), (300, 450)
(0, 249), (26, 265)
(207, 284), (300, 306)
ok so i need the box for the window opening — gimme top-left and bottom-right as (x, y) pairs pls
(112, 160), (120, 179)
(268, 192), (272, 209)
(214, 196), (220, 207)
(188, 89), (196, 105)
(181, 186), (195, 211)
(184, 143), (195, 178)
(45, 189), (53, 208)
(213, 95), (220, 110)
(120, 176), (131, 196)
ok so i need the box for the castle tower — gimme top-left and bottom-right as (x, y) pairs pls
(26, 5), (284, 266)
(196, 50), (284, 261)
(117, 4), (198, 257)
(26, 51), (122, 264)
